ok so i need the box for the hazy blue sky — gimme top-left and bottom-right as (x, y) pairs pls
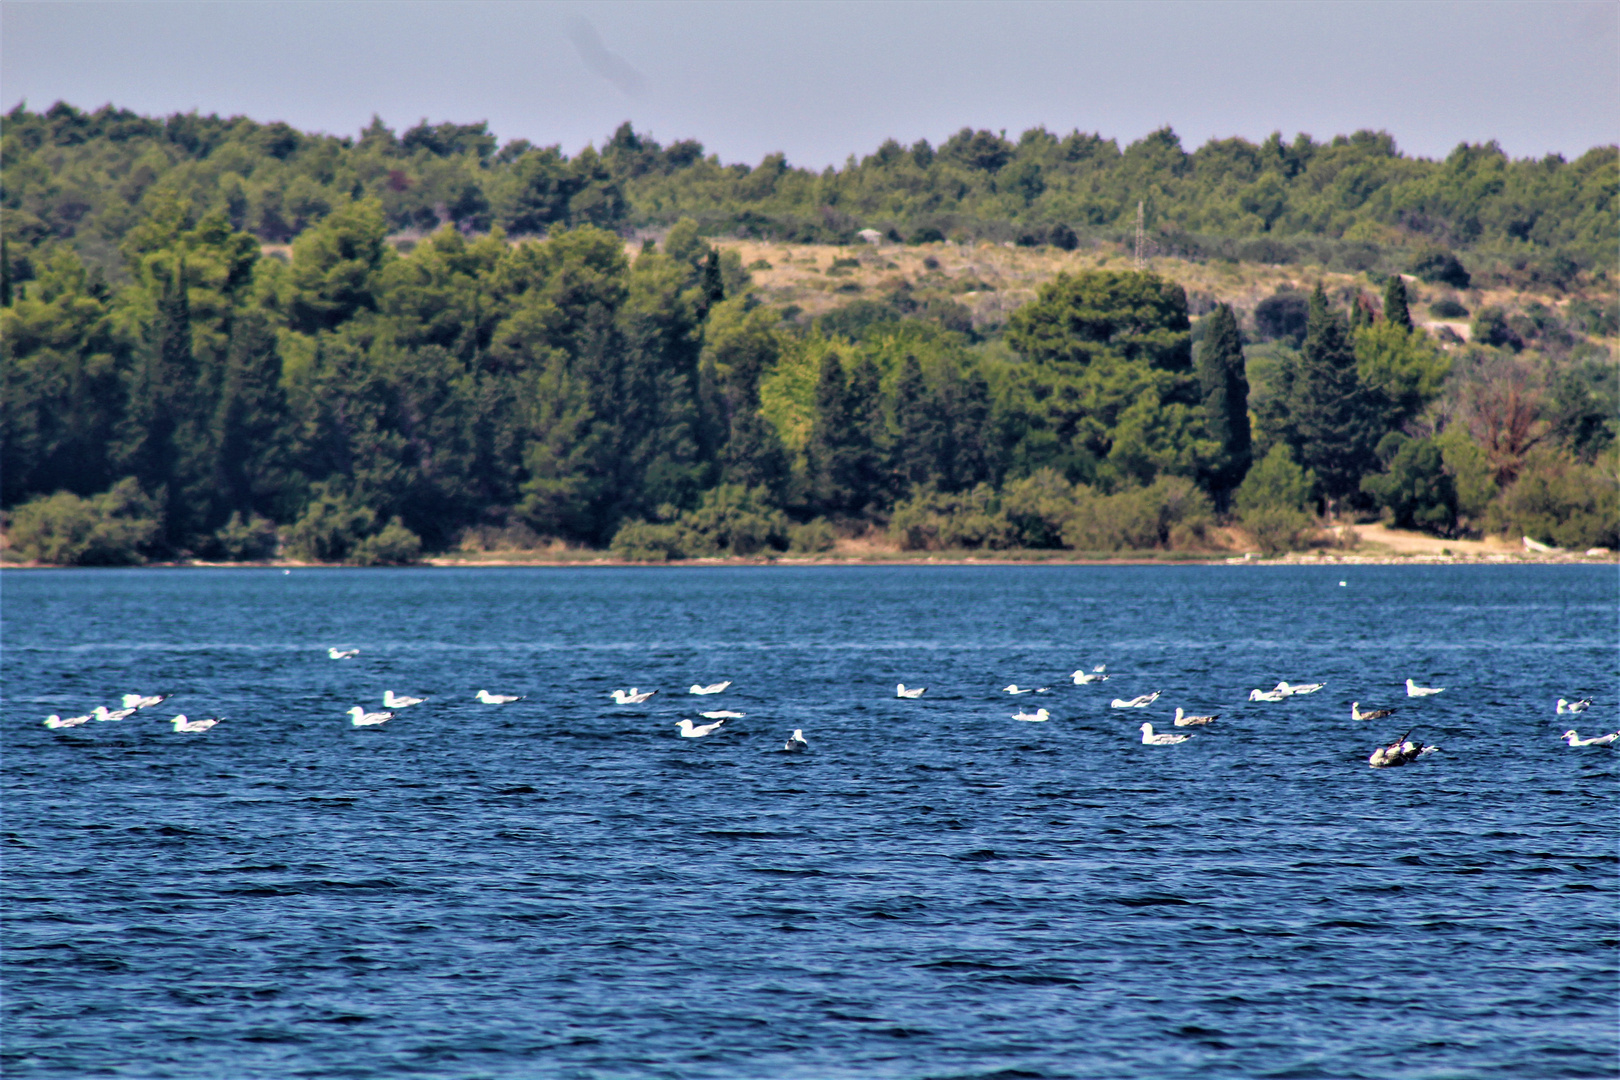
(4, 1), (1615, 167)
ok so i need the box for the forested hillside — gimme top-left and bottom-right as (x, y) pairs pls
(2, 103), (1615, 563)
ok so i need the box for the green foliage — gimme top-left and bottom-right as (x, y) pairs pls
(7, 478), (160, 565)
(1193, 303), (1251, 502)
(1234, 444), (1315, 514)
(1485, 450), (1619, 548)
(1233, 444), (1317, 552)
(1408, 247), (1471, 288)
(1361, 434), (1458, 534)
(888, 471), (1211, 553)
(210, 511), (279, 560)
(1289, 285), (1384, 501)
(350, 517), (424, 565)
(1382, 275), (1413, 330)
(1427, 297), (1468, 319)
(1435, 426), (1498, 522)
(283, 485), (376, 562)
(609, 484), (788, 560)
(1354, 321), (1450, 427)
(787, 517), (837, 553)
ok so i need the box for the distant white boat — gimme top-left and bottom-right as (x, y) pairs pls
(783, 729), (809, 752)
(676, 718), (725, 738)
(1140, 722), (1191, 745)
(43, 713), (92, 729)
(1173, 707), (1216, 726)
(1557, 698), (1592, 714)
(122, 693), (168, 710)
(476, 690), (524, 704)
(1406, 679), (1444, 697)
(689, 681), (732, 695)
(1012, 708), (1050, 722)
(384, 691), (425, 709)
(896, 683), (927, 699)
(1561, 729), (1617, 748)
(611, 688), (657, 705)
(349, 706), (394, 727)
(1111, 692), (1160, 709)
(170, 715), (219, 733)
(699, 710), (745, 719)
(328, 647), (359, 660)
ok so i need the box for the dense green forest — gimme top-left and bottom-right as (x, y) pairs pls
(2, 104), (1616, 563)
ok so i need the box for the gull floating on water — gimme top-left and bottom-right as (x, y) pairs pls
(1072, 669), (1110, 684)
(93, 705), (137, 722)
(349, 706), (394, 727)
(1561, 729), (1618, 747)
(1111, 691), (1160, 709)
(1012, 708), (1050, 722)
(699, 709), (745, 719)
(689, 681), (732, 695)
(1248, 688), (1287, 702)
(1368, 733), (1439, 768)
(1352, 702), (1396, 721)
(43, 713), (92, 729)
(1173, 707), (1216, 727)
(1003, 684), (1035, 695)
(783, 729), (809, 752)
(1140, 722), (1192, 745)
(477, 690), (524, 704)
(169, 715), (219, 733)
(896, 683), (927, 699)
(122, 693), (168, 710)
(328, 647), (359, 660)
(1406, 678), (1444, 697)
(1273, 681), (1325, 696)
(1557, 698), (1592, 714)
(384, 691), (425, 709)
(675, 718), (725, 738)
(611, 688), (657, 705)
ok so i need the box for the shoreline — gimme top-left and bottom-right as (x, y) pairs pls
(1, 550), (1613, 570)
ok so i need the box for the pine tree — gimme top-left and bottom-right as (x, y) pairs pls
(1292, 284), (1383, 506)
(1382, 274), (1412, 330)
(892, 354), (936, 490)
(806, 352), (885, 515)
(1194, 303), (1252, 506)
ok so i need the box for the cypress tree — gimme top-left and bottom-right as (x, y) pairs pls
(1292, 284), (1383, 506)
(806, 352), (884, 515)
(892, 354), (937, 490)
(1382, 275), (1412, 330)
(1194, 303), (1252, 505)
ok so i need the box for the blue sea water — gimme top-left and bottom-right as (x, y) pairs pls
(1, 564), (1615, 1080)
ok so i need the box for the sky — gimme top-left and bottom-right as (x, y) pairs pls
(3, 0), (1616, 168)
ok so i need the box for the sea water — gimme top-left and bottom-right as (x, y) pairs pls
(2, 565), (1615, 1078)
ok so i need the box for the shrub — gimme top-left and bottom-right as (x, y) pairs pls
(1048, 223), (1079, 251)
(6, 478), (160, 566)
(1001, 469), (1080, 548)
(788, 518), (837, 554)
(610, 521), (686, 562)
(213, 512), (280, 561)
(909, 226), (945, 245)
(1253, 292), (1309, 347)
(1062, 477), (1213, 551)
(1234, 445), (1315, 515)
(1243, 506), (1316, 555)
(1409, 248), (1471, 289)
(1361, 435), (1458, 534)
(889, 485), (1012, 551)
(677, 484), (789, 556)
(284, 487), (377, 562)
(351, 518), (423, 565)
(1485, 451), (1619, 549)
(1428, 297), (1469, 319)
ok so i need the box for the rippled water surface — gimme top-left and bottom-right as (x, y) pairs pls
(3, 565), (1616, 1079)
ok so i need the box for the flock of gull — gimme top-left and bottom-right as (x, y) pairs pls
(41, 650), (1612, 765)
